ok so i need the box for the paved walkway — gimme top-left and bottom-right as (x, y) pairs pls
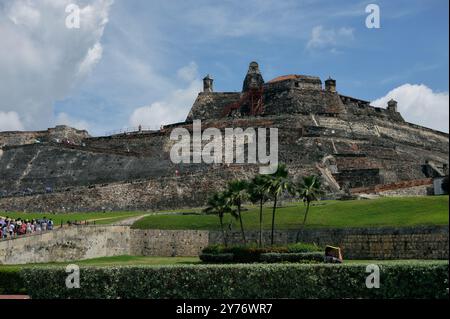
(0, 295), (30, 299)
(112, 214), (150, 226)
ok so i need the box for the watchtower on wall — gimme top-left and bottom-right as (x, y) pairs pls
(203, 74), (214, 93)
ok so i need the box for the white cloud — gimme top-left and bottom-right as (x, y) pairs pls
(177, 62), (198, 82)
(0, 111), (25, 131)
(307, 25), (354, 51)
(129, 62), (202, 129)
(0, 0), (113, 131)
(372, 84), (449, 132)
(77, 42), (103, 77)
(55, 112), (90, 131)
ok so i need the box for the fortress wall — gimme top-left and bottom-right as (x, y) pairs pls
(263, 89), (345, 115)
(0, 167), (256, 212)
(84, 133), (170, 156)
(187, 92), (241, 121)
(130, 229), (209, 257)
(210, 226), (449, 260)
(0, 114), (448, 210)
(0, 131), (44, 147)
(0, 126), (90, 148)
(0, 144), (177, 193)
(1, 226), (447, 264)
(0, 225), (130, 265)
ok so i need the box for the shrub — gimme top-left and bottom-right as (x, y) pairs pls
(200, 243), (324, 263)
(0, 269), (26, 295)
(201, 244), (224, 254)
(226, 246), (262, 263)
(260, 252), (323, 263)
(199, 253), (234, 263)
(287, 242), (322, 253)
(20, 262), (449, 299)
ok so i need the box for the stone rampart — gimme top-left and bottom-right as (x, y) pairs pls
(0, 225), (447, 264)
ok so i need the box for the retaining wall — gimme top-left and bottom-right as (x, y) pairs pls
(210, 226), (449, 259)
(0, 225), (447, 264)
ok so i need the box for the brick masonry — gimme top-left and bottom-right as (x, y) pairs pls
(0, 225), (447, 264)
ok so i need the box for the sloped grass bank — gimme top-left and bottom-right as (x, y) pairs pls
(133, 196), (449, 230)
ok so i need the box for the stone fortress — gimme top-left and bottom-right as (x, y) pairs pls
(0, 62), (448, 212)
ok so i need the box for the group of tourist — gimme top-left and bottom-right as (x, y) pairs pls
(0, 216), (54, 239)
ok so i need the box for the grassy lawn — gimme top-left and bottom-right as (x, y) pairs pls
(0, 211), (145, 225)
(132, 196), (449, 230)
(0, 256), (201, 271)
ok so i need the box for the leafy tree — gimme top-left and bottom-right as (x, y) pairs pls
(296, 175), (323, 241)
(203, 192), (236, 247)
(267, 164), (291, 245)
(225, 180), (249, 244)
(248, 174), (271, 247)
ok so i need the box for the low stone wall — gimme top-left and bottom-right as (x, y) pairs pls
(0, 225), (130, 265)
(1, 225), (448, 264)
(210, 226), (449, 260)
(130, 229), (209, 257)
(378, 185), (430, 196)
(351, 178), (433, 195)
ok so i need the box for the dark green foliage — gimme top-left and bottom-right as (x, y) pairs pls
(225, 180), (250, 243)
(0, 269), (26, 295)
(266, 164), (292, 245)
(260, 252), (323, 263)
(295, 175), (323, 231)
(200, 244), (323, 263)
(199, 253), (234, 263)
(203, 192), (236, 246)
(19, 262), (449, 299)
(287, 242), (322, 253)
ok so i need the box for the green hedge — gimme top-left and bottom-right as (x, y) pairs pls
(200, 252), (324, 263)
(0, 269), (26, 295)
(286, 242), (322, 253)
(200, 243), (323, 263)
(260, 252), (324, 263)
(203, 243), (321, 255)
(199, 253), (234, 263)
(20, 262), (449, 299)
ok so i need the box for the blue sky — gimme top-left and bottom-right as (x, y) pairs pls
(0, 0), (448, 135)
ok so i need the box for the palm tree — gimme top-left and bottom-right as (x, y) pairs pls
(267, 164), (291, 245)
(296, 175), (323, 241)
(225, 180), (249, 244)
(203, 192), (236, 247)
(248, 174), (271, 247)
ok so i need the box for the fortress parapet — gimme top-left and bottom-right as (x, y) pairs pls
(188, 62), (405, 122)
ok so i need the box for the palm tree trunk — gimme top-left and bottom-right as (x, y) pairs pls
(271, 196), (277, 246)
(259, 198), (263, 248)
(302, 201), (310, 226)
(237, 203), (246, 244)
(296, 201), (310, 242)
(219, 215), (227, 247)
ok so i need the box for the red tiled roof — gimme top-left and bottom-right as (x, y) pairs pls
(267, 74), (300, 83)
